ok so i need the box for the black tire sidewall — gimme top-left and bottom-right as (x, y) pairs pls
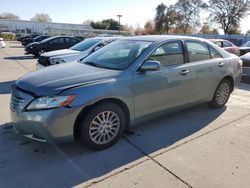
(78, 102), (126, 150)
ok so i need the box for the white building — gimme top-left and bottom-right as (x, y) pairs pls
(0, 19), (126, 37)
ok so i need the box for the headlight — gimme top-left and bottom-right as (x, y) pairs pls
(50, 58), (65, 65)
(26, 95), (76, 110)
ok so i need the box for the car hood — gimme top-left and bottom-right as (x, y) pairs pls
(16, 62), (120, 96)
(41, 49), (80, 58)
(26, 42), (40, 48)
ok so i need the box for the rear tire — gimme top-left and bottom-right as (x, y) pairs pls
(77, 102), (126, 150)
(209, 79), (231, 108)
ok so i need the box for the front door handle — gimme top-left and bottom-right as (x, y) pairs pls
(218, 62), (224, 67)
(180, 70), (190, 76)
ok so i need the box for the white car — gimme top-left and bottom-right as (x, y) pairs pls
(0, 38), (6, 48)
(37, 37), (122, 69)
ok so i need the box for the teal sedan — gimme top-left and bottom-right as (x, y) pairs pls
(11, 35), (242, 150)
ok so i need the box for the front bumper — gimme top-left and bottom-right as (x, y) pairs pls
(10, 105), (82, 143)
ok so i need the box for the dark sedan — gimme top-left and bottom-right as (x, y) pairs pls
(22, 35), (51, 46)
(25, 36), (80, 57)
(21, 34), (40, 45)
(241, 53), (250, 83)
(240, 41), (250, 56)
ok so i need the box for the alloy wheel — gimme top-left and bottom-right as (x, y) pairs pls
(89, 111), (120, 145)
(216, 82), (230, 105)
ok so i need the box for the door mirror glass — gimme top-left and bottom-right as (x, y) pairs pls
(139, 60), (160, 72)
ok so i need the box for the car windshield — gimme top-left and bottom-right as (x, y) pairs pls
(242, 41), (250, 47)
(81, 40), (152, 70)
(70, 38), (101, 51)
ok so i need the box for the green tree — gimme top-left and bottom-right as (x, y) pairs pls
(206, 0), (250, 34)
(30, 13), (52, 22)
(0, 12), (20, 20)
(154, 3), (167, 33)
(91, 19), (120, 30)
(154, 3), (181, 34)
(164, 5), (181, 34)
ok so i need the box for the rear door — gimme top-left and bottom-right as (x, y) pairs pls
(48, 37), (65, 51)
(65, 38), (79, 48)
(184, 40), (226, 103)
(133, 40), (190, 118)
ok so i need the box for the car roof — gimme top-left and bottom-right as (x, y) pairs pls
(120, 35), (208, 42)
(208, 39), (231, 43)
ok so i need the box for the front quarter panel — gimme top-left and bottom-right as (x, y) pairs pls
(60, 71), (134, 121)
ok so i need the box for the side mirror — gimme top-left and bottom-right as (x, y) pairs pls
(139, 60), (161, 72)
(93, 45), (104, 52)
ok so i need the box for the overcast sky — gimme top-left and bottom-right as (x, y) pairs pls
(0, 0), (249, 33)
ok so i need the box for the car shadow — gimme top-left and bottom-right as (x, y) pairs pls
(0, 104), (225, 188)
(0, 80), (15, 94)
(4, 56), (35, 60)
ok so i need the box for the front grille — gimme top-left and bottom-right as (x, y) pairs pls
(38, 56), (50, 66)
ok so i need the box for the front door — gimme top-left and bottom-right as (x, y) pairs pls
(132, 41), (190, 118)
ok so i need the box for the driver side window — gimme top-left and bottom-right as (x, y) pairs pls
(148, 41), (184, 67)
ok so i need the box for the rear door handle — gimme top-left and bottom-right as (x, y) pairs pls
(180, 70), (190, 76)
(218, 62), (224, 67)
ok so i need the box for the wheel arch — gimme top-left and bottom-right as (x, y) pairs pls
(222, 75), (234, 93)
(73, 98), (131, 141)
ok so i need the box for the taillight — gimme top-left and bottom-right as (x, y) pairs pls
(238, 59), (243, 67)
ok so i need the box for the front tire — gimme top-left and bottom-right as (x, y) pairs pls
(77, 102), (126, 150)
(35, 48), (46, 57)
(209, 79), (231, 108)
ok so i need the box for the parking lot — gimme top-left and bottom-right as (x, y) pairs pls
(1, 41), (250, 188)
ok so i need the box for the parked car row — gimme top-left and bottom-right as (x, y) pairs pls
(25, 36), (81, 57)
(11, 35), (242, 150)
(37, 37), (122, 68)
(209, 39), (250, 82)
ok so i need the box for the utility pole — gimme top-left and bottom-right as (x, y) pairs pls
(117, 15), (122, 35)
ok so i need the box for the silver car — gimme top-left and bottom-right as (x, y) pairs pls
(10, 35), (242, 150)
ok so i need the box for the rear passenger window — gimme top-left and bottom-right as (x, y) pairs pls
(209, 46), (222, 59)
(223, 41), (232, 47)
(186, 41), (210, 62)
(148, 41), (184, 67)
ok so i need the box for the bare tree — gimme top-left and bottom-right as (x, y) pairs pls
(30, 13), (52, 22)
(154, 3), (181, 34)
(206, 0), (250, 34)
(144, 20), (155, 34)
(0, 12), (20, 20)
(175, 0), (205, 33)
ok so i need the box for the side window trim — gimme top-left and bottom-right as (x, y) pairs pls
(208, 45), (223, 59)
(184, 40), (211, 63)
(146, 40), (186, 67)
